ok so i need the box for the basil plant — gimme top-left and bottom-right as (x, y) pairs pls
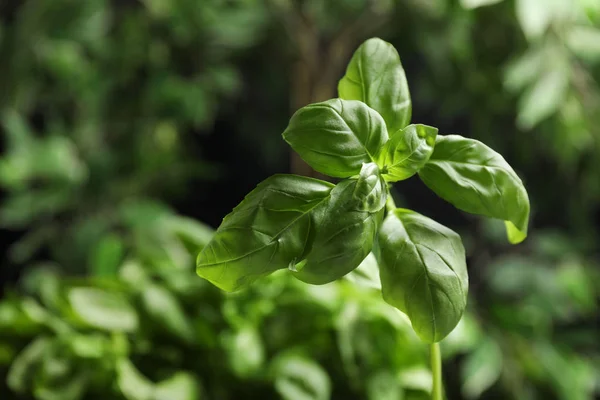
(197, 38), (529, 347)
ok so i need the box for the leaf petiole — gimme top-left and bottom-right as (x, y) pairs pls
(385, 187), (397, 213)
(431, 342), (443, 400)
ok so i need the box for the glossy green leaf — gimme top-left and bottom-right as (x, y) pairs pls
(339, 38), (411, 134)
(345, 253), (381, 290)
(379, 124), (437, 181)
(376, 209), (468, 343)
(282, 99), (388, 178)
(293, 163), (386, 284)
(418, 135), (530, 244)
(68, 288), (138, 332)
(196, 175), (334, 291)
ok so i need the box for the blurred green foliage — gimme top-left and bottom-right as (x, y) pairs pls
(0, 0), (599, 399)
(0, 216), (435, 400)
(0, 0), (265, 270)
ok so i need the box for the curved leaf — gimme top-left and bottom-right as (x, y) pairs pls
(418, 135), (530, 244)
(338, 38), (411, 133)
(293, 163), (386, 284)
(282, 99), (388, 178)
(379, 124), (437, 181)
(196, 175), (334, 291)
(376, 209), (468, 343)
(345, 253), (381, 290)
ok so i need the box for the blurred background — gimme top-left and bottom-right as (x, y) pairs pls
(0, 0), (599, 399)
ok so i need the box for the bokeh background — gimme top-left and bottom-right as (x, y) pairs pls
(0, 0), (599, 399)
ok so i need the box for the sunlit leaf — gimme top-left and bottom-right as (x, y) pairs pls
(283, 99), (388, 178)
(197, 175), (333, 291)
(419, 135), (530, 243)
(379, 124), (437, 181)
(339, 38), (411, 133)
(293, 163), (386, 284)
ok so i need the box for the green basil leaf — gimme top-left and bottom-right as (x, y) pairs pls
(376, 209), (468, 343)
(282, 99), (388, 178)
(196, 175), (334, 291)
(345, 253), (381, 290)
(338, 38), (411, 134)
(379, 124), (437, 181)
(293, 163), (386, 284)
(418, 135), (530, 244)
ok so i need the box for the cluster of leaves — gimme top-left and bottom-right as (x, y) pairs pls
(0, 213), (442, 400)
(0, 1), (598, 399)
(1, 216), (598, 400)
(403, 0), (600, 237)
(197, 38), (530, 344)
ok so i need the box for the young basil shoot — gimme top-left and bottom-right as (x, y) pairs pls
(196, 38), (530, 399)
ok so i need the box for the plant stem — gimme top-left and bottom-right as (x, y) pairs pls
(386, 187), (397, 213)
(431, 342), (443, 400)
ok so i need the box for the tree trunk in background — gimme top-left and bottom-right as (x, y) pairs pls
(284, 5), (389, 177)
(289, 36), (357, 177)
(289, 21), (336, 177)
